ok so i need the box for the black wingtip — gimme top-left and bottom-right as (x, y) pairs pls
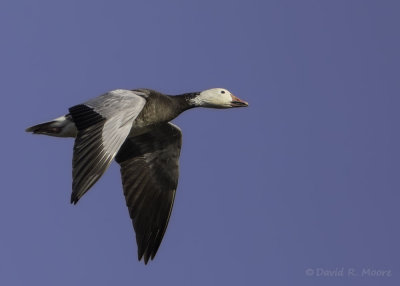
(138, 254), (151, 265)
(70, 194), (79, 205)
(138, 246), (153, 265)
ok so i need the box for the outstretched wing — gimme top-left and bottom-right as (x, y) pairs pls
(69, 89), (147, 204)
(115, 123), (182, 264)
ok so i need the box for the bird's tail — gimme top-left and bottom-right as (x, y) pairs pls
(25, 115), (77, 138)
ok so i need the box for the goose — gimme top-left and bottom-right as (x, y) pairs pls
(26, 88), (248, 264)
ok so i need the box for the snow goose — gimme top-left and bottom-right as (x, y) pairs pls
(26, 88), (248, 264)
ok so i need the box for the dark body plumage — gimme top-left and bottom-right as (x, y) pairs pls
(133, 89), (197, 125)
(26, 88), (248, 264)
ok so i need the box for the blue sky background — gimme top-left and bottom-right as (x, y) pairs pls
(1, 0), (399, 285)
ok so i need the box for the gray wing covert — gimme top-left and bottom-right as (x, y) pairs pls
(69, 90), (146, 204)
(115, 123), (182, 264)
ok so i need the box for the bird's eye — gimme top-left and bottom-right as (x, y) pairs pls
(220, 90), (225, 94)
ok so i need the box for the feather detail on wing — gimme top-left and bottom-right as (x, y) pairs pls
(115, 123), (182, 264)
(69, 90), (146, 204)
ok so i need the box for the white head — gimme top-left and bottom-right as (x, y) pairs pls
(190, 88), (248, 108)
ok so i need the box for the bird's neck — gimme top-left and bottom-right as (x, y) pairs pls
(171, 92), (200, 113)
